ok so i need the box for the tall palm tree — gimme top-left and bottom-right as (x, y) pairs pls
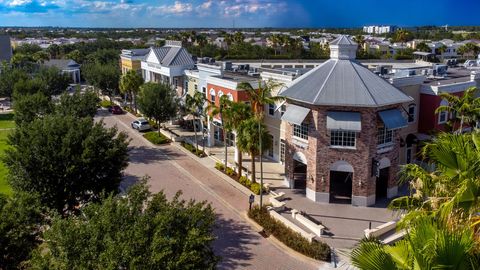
(222, 101), (252, 177)
(185, 91), (206, 154)
(208, 95), (233, 173)
(119, 70), (144, 112)
(436, 87), (480, 133)
(236, 117), (272, 183)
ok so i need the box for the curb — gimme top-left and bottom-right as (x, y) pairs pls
(242, 212), (328, 269)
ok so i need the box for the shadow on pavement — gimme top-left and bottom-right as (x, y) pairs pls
(128, 145), (182, 164)
(120, 173), (143, 192)
(214, 214), (258, 269)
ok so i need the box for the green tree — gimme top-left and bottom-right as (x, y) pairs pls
(185, 91), (206, 154)
(13, 78), (49, 96)
(4, 115), (129, 213)
(236, 117), (272, 183)
(32, 50), (50, 63)
(0, 64), (28, 97)
(223, 101), (253, 177)
(30, 181), (219, 269)
(0, 192), (43, 269)
(56, 89), (100, 119)
(12, 92), (53, 125)
(36, 66), (71, 95)
(137, 82), (178, 134)
(83, 63), (120, 100)
(237, 79), (285, 118)
(208, 95), (233, 173)
(119, 70), (144, 112)
(65, 49), (82, 63)
(436, 87), (480, 132)
(416, 42), (431, 52)
(458, 42), (480, 59)
(393, 29), (414, 44)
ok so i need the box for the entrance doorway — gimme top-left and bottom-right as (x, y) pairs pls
(376, 167), (389, 202)
(329, 171), (353, 203)
(293, 160), (307, 189)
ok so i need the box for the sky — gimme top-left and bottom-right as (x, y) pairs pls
(0, 0), (479, 28)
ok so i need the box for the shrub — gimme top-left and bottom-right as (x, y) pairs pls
(215, 162), (224, 171)
(248, 206), (331, 261)
(143, 132), (170, 145)
(250, 183), (262, 195)
(148, 120), (159, 130)
(238, 176), (249, 187)
(225, 167), (236, 177)
(99, 100), (113, 108)
(181, 142), (206, 157)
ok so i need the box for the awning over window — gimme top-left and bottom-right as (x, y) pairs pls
(378, 109), (407, 130)
(281, 104), (310, 125)
(326, 111), (361, 131)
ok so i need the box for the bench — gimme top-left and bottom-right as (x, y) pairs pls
(291, 209), (325, 237)
(270, 190), (285, 200)
(268, 208), (316, 243)
(364, 221), (397, 239)
(381, 230), (407, 245)
(269, 197), (286, 211)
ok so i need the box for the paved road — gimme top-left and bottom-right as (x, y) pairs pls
(96, 109), (319, 270)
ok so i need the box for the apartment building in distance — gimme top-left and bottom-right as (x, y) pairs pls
(363, 25), (397, 34)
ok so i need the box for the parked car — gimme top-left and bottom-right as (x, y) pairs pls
(131, 119), (151, 131)
(109, 105), (124, 114)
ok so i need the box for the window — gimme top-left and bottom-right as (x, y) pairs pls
(194, 84), (198, 91)
(408, 104), (416, 123)
(280, 105), (286, 116)
(211, 94), (215, 103)
(268, 135), (274, 157)
(330, 130), (356, 148)
(280, 139), (286, 163)
(268, 104), (275, 116)
(377, 127), (393, 146)
(293, 123), (308, 140)
(202, 87), (206, 96)
(438, 111), (448, 124)
(210, 89), (216, 102)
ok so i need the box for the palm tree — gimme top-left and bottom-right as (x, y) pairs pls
(436, 87), (480, 133)
(458, 43), (480, 59)
(208, 95), (233, 173)
(237, 79), (285, 185)
(351, 215), (478, 270)
(222, 101), (252, 177)
(119, 70), (144, 112)
(236, 117), (272, 183)
(185, 91), (206, 154)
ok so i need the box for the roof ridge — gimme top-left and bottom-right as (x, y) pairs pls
(312, 59), (338, 104)
(350, 61), (378, 105)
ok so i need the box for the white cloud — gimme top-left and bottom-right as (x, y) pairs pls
(7, 0), (32, 6)
(148, 1), (192, 15)
(220, 0), (287, 17)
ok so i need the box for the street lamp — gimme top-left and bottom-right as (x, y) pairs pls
(258, 119), (264, 207)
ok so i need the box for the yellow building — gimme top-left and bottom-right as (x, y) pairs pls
(184, 70), (200, 97)
(120, 48), (150, 75)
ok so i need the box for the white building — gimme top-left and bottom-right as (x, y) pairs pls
(363, 25), (397, 34)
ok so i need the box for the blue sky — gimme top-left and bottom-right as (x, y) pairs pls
(0, 0), (479, 28)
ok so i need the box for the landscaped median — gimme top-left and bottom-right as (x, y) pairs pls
(214, 162), (263, 195)
(248, 205), (331, 262)
(181, 142), (207, 157)
(143, 131), (171, 145)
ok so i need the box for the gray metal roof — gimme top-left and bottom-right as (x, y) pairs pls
(280, 59), (413, 107)
(330, 35), (357, 46)
(326, 111), (361, 131)
(151, 46), (194, 67)
(281, 104), (311, 125)
(43, 59), (80, 70)
(0, 36), (12, 62)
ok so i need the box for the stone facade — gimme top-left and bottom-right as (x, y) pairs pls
(284, 102), (402, 207)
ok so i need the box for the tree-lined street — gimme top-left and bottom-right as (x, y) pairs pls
(97, 109), (319, 270)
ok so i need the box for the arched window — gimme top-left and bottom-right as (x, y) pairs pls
(227, 93), (233, 101)
(438, 100), (448, 124)
(218, 91), (224, 98)
(209, 89), (216, 103)
(407, 104), (416, 123)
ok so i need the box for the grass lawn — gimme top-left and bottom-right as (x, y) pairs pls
(0, 114), (14, 196)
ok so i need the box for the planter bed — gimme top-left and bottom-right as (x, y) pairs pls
(181, 142), (207, 157)
(143, 132), (171, 145)
(214, 162), (265, 195)
(248, 206), (331, 262)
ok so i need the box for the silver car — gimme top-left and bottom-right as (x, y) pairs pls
(131, 119), (151, 131)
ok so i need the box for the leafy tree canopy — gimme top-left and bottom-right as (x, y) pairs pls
(137, 82), (178, 132)
(30, 181), (219, 270)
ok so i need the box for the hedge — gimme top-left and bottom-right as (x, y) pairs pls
(99, 100), (113, 108)
(181, 142), (206, 157)
(215, 162), (265, 195)
(143, 132), (170, 145)
(248, 206), (331, 261)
